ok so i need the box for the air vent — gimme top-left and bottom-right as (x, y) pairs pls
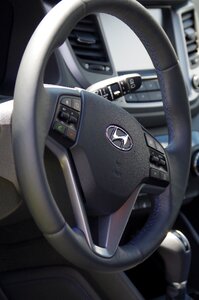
(182, 9), (199, 68)
(68, 15), (112, 74)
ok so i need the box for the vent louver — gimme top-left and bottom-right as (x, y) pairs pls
(68, 15), (112, 74)
(182, 9), (199, 68)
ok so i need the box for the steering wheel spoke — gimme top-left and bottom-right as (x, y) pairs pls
(47, 136), (144, 258)
(46, 136), (93, 249)
(93, 185), (143, 257)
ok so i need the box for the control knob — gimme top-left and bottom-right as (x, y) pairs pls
(192, 150), (199, 176)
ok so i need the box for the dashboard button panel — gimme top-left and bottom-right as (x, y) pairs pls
(136, 92), (149, 102)
(125, 94), (138, 103)
(144, 79), (159, 90)
(125, 77), (162, 103)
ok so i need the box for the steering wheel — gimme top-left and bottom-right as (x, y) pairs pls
(12, 0), (191, 272)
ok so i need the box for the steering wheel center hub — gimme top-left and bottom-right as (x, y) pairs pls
(71, 91), (150, 215)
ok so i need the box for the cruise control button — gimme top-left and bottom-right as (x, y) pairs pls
(69, 115), (78, 124)
(53, 122), (66, 135)
(59, 112), (70, 122)
(60, 97), (72, 107)
(145, 133), (156, 149)
(159, 159), (166, 167)
(150, 156), (160, 164)
(150, 168), (160, 179)
(158, 154), (165, 160)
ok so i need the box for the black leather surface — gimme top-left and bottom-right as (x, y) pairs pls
(12, 0), (191, 271)
(138, 0), (188, 7)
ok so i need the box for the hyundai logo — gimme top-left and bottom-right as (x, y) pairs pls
(106, 125), (133, 151)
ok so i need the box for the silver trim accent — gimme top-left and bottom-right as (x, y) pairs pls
(46, 137), (142, 258)
(96, 185), (143, 256)
(46, 137), (93, 248)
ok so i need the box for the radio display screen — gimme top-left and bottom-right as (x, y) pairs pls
(100, 9), (163, 72)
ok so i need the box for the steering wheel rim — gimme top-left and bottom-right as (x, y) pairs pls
(12, 0), (191, 272)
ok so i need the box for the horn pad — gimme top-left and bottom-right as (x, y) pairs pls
(71, 91), (150, 215)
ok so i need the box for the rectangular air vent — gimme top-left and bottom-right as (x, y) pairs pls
(68, 15), (112, 74)
(182, 9), (199, 68)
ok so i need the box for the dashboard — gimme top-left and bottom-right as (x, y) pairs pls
(57, 0), (199, 207)
(54, 0), (199, 127)
(0, 0), (199, 215)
